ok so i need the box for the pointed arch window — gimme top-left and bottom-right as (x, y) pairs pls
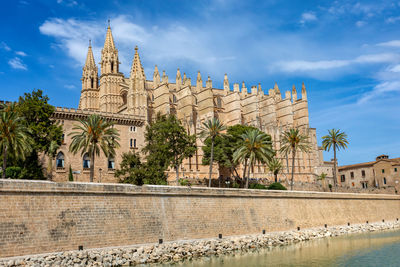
(91, 78), (94, 88)
(111, 62), (114, 72)
(172, 94), (177, 103)
(83, 153), (90, 169)
(383, 177), (387, 185)
(56, 152), (65, 168)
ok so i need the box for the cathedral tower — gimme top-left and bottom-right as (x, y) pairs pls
(99, 22), (124, 113)
(127, 46), (147, 118)
(79, 40), (99, 110)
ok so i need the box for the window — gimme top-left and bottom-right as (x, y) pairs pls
(350, 172), (354, 179)
(108, 158), (115, 170)
(61, 134), (65, 144)
(395, 168), (398, 172)
(130, 126), (136, 132)
(111, 62), (114, 72)
(83, 153), (90, 169)
(173, 94), (177, 103)
(383, 177), (387, 185)
(56, 152), (64, 168)
(361, 182), (368, 189)
(91, 78), (94, 88)
(341, 175), (345, 182)
(361, 170), (365, 178)
(130, 139), (137, 148)
(382, 169), (385, 173)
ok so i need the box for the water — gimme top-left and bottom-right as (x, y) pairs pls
(157, 229), (400, 267)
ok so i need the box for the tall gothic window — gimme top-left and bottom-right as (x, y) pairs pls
(91, 78), (94, 88)
(108, 158), (115, 170)
(111, 62), (114, 72)
(83, 153), (90, 169)
(56, 152), (65, 168)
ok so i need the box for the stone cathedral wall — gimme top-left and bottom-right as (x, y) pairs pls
(0, 180), (399, 258)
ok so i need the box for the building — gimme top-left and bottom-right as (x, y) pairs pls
(49, 23), (327, 184)
(338, 155), (400, 191)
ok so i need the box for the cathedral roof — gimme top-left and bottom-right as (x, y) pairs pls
(130, 46), (146, 80)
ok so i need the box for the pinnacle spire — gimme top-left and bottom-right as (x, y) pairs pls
(84, 41), (96, 69)
(130, 46), (146, 79)
(103, 23), (116, 52)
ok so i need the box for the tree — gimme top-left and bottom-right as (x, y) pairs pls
(233, 129), (274, 188)
(266, 157), (282, 183)
(202, 124), (258, 185)
(143, 114), (196, 185)
(46, 140), (60, 180)
(322, 129), (349, 188)
(69, 114), (120, 182)
(280, 128), (311, 190)
(198, 118), (226, 187)
(15, 89), (63, 179)
(115, 151), (168, 185)
(68, 165), (74, 181)
(0, 103), (33, 178)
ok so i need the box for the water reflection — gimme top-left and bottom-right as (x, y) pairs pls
(156, 230), (400, 267)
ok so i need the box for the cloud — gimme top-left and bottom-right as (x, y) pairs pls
(386, 16), (400, 23)
(56, 0), (77, 6)
(377, 40), (400, 47)
(0, 42), (11, 51)
(355, 21), (366, 27)
(15, 51), (27, 56)
(8, 57), (27, 70)
(275, 53), (399, 73)
(358, 81), (400, 104)
(64, 84), (76, 90)
(300, 12), (317, 24)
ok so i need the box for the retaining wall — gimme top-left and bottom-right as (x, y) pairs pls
(0, 179), (399, 258)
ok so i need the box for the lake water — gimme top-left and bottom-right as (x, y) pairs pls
(157, 229), (400, 267)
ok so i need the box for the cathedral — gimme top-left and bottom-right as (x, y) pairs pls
(50, 24), (330, 184)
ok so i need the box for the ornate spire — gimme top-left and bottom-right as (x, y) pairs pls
(292, 84), (297, 101)
(130, 46), (146, 79)
(223, 73), (229, 91)
(103, 23), (116, 52)
(162, 70), (168, 83)
(84, 40), (96, 69)
(301, 82), (307, 100)
(206, 76), (212, 88)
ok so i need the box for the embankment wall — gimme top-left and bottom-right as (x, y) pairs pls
(0, 179), (399, 258)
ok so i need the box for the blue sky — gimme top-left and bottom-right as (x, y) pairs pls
(1, 0), (400, 165)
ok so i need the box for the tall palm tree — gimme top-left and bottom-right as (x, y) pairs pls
(46, 140), (60, 180)
(322, 129), (349, 188)
(233, 129), (274, 188)
(266, 157), (282, 183)
(69, 114), (120, 182)
(280, 128), (310, 190)
(317, 172), (328, 192)
(0, 103), (33, 178)
(198, 118), (226, 187)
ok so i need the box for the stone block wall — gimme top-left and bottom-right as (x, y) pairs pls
(0, 179), (399, 258)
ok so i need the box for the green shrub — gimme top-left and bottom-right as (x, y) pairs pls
(232, 182), (240, 188)
(179, 179), (190, 186)
(249, 183), (267, 190)
(267, 182), (287, 190)
(328, 184), (332, 189)
(5, 166), (22, 179)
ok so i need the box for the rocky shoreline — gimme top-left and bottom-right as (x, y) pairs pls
(1, 220), (399, 267)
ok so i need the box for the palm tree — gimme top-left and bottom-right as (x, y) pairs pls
(69, 114), (120, 182)
(280, 128), (310, 190)
(266, 157), (282, 183)
(198, 118), (226, 187)
(233, 129), (274, 188)
(0, 103), (33, 178)
(322, 129), (349, 188)
(46, 140), (60, 180)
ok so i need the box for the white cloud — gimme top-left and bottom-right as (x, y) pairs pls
(377, 40), (400, 47)
(386, 16), (400, 23)
(15, 51), (27, 56)
(358, 81), (400, 104)
(8, 57), (27, 70)
(388, 64), (400, 72)
(356, 21), (366, 27)
(300, 12), (317, 24)
(56, 0), (77, 6)
(0, 42), (11, 51)
(275, 53), (399, 73)
(64, 84), (76, 90)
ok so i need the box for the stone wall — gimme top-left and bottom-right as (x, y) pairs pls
(0, 179), (399, 258)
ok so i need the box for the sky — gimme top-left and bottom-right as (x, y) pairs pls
(1, 0), (400, 166)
